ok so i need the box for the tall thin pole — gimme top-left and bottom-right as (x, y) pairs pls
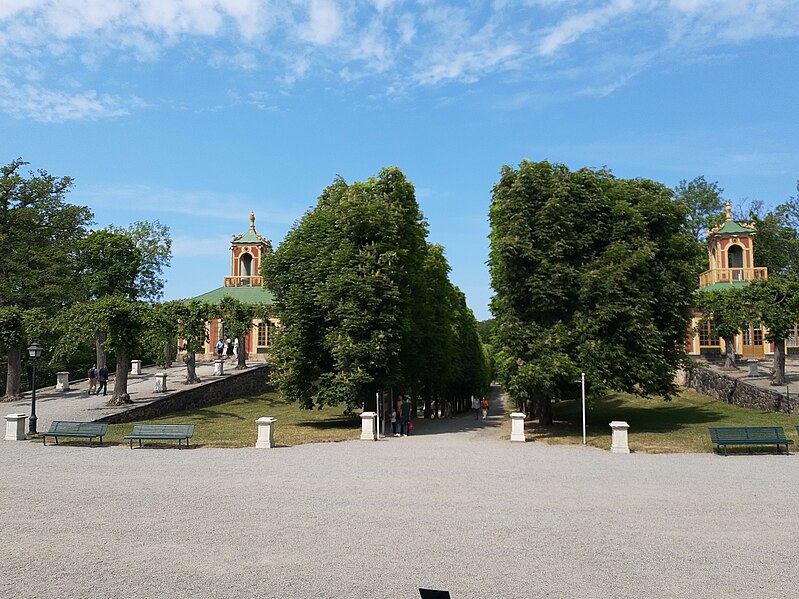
(581, 372), (586, 446)
(375, 391), (380, 441)
(29, 359), (38, 434)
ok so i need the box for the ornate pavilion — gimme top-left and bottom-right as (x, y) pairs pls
(189, 212), (278, 361)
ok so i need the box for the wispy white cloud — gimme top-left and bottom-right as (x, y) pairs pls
(1, 0), (798, 120)
(76, 183), (299, 227)
(0, 79), (143, 121)
(296, 0), (343, 45)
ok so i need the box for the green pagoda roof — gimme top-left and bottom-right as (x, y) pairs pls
(706, 201), (756, 238)
(189, 285), (275, 305)
(709, 220), (756, 236)
(231, 211), (271, 247)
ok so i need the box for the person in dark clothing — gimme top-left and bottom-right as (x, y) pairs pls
(96, 365), (109, 396)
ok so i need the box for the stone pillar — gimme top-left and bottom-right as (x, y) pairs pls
(510, 412), (526, 442)
(747, 359), (758, 376)
(256, 417), (277, 448)
(610, 421), (630, 454)
(55, 371), (70, 392)
(131, 360), (142, 375)
(360, 412), (377, 441)
(214, 360), (224, 376)
(4, 413), (28, 441)
(154, 372), (168, 393)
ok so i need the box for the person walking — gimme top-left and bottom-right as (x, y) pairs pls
(390, 403), (399, 437)
(480, 397), (489, 420)
(471, 395), (480, 420)
(400, 395), (412, 436)
(87, 364), (98, 395)
(216, 338), (224, 359)
(96, 364), (109, 396)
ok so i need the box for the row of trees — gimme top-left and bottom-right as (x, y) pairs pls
(0, 159), (270, 406)
(262, 167), (490, 416)
(53, 296), (269, 404)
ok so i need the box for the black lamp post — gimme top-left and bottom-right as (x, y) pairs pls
(27, 341), (44, 434)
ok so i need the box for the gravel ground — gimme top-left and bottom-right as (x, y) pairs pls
(2, 406), (798, 599)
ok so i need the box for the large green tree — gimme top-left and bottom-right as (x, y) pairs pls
(108, 220), (172, 301)
(0, 160), (92, 400)
(489, 160), (697, 424)
(265, 167), (484, 414)
(674, 175), (726, 241)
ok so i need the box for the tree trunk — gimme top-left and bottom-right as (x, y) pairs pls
(163, 340), (173, 369)
(1, 346), (23, 401)
(723, 336), (738, 369)
(95, 331), (107, 370)
(534, 391), (553, 426)
(184, 351), (201, 384)
(107, 348), (133, 405)
(772, 339), (786, 386)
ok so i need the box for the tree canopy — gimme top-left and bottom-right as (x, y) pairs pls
(264, 167), (488, 413)
(489, 160), (697, 423)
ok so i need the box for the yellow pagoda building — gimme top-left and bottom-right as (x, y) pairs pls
(687, 201), (777, 358)
(190, 212), (278, 361)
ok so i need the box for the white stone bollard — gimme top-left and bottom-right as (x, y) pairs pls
(256, 417), (277, 448)
(131, 360), (142, 375)
(360, 412), (377, 441)
(55, 371), (70, 392)
(510, 412), (527, 442)
(747, 359), (758, 376)
(4, 413), (28, 441)
(154, 372), (168, 393)
(214, 360), (224, 376)
(610, 421), (630, 454)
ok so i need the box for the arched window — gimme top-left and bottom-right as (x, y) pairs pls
(727, 245), (743, 268)
(240, 253), (253, 276)
(728, 245), (743, 280)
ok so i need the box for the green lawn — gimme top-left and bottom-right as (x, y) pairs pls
(527, 388), (799, 453)
(42, 387), (799, 452)
(98, 391), (361, 448)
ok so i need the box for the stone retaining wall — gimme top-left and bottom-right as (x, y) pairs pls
(97, 364), (271, 424)
(683, 366), (795, 414)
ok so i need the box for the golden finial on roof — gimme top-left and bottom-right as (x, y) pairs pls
(725, 200), (731, 221)
(250, 211), (256, 230)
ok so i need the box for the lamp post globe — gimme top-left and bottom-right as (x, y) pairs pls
(26, 342), (44, 435)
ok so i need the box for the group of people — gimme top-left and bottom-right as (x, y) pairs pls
(389, 395), (413, 437)
(472, 395), (489, 420)
(87, 364), (109, 396)
(215, 337), (239, 359)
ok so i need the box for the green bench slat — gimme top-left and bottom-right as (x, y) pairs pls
(43, 421), (108, 446)
(125, 424), (195, 449)
(708, 426), (793, 455)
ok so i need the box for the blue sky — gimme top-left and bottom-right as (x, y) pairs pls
(2, 0), (798, 320)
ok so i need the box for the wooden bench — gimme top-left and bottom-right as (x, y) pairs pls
(43, 421), (109, 446)
(709, 426), (793, 455)
(125, 424), (195, 449)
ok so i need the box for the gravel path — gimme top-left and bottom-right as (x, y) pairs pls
(3, 397), (797, 599)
